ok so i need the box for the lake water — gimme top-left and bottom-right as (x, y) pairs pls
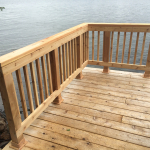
(0, 0), (150, 112)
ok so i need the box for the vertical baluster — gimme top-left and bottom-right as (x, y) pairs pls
(46, 53), (53, 94)
(75, 38), (77, 70)
(58, 47), (63, 84)
(41, 56), (49, 98)
(87, 31), (89, 60)
(0, 73), (26, 148)
(74, 39), (76, 70)
(121, 32), (126, 63)
(50, 49), (63, 104)
(140, 32), (147, 65)
(35, 59), (44, 103)
(62, 44), (66, 81)
(103, 31), (111, 73)
(69, 41), (72, 75)
(116, 32), (120, 62)
(23, 65), (34, 113)
(66, 43), (69, 78)
(72, 40), (75, 72)
(84, 33), (86, 61)
(92, 31), (94, 60)
(29, 62), (39, 108)
(97, 31), (100, 61)
(83, 33), (85, 62)
(110, 31), (114, 62)
(144, 43), (150, 78)
(76, 34), (83, 79)
(16, 69), (28, 118)
(133, 32), (140, 64)
(127, 32), (133, 64)
(85, 32), (87, 61)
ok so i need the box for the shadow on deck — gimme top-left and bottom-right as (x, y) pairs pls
(4, 67), (150, 150)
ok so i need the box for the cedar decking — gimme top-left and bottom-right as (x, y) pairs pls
(4, 67), (150, 150)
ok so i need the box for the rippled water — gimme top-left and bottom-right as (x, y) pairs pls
(0, 0), (150, 111)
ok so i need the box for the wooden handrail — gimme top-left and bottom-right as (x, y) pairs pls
(88, 23), (150, 32)
(1, 23), (150, 149)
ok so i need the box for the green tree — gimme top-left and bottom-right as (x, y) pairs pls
(0, 7), (5, 11)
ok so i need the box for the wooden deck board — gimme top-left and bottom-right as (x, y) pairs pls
(3, 67), (150, 150)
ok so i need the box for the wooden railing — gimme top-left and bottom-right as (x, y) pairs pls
(0, 23), (88, 149)
(0, 23), (150, 149)
(88, 23), (150, 76)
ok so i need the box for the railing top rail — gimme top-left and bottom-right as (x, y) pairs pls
(0, 23), (88, 68)
(88, 23), (150, 27)
(88, 23), (150, 32)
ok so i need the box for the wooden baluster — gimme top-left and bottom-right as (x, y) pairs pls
(84, 33), (86, 62)
(97, 31), (100, 61)
(110, 31), (114, 62)
(116, 32), (120, 62)
(83, 33), (85, 62)
(35, 59), (44, 103)
(76, 34), (83, 79)
(29, 62), (39, 108)
(92, 31), (94, 60)
(121, 32), (126, 63)
(16, 69), (28, 118)
(62, 44), (66, 81)
(103, 31), (111, 73)
(69, 41), (72, 75)
(50, 49), (63, 104)
(127, 32), (133, 64)
(85, 32), (87, 61)
(133, 32), (140, 64)
(0, 73), (26, 149)
(75, 38), (77, 70)
(46, 53), (53, 94)
(87, 31), (89, 60)
(58, 47), (64, 84)
(23, 65), (34, 113)
(140, 32), (147, 65)
(144, 43), (150, 78)
(41, 56), (49, 98)
(72, 40), (75, 73)
(66, 43), (69, 78)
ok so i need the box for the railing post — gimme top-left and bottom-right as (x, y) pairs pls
(50, 49), (64, 104)
(102, 31), (111, 73)
(143, 43), (150, 78)
(76, 34), (83, 79)
(0, 72), (26, 149)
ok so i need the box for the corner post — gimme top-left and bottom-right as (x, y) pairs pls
(144, 43), (150, 78)
(0, 72), (26, 149)
(50, 49), (64, 104)
(102, 31), (111, 73)
(76, 34), (83, 79)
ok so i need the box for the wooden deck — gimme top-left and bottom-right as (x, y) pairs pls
(3, 67), (150, 150)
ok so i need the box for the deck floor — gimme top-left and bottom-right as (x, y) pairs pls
(4, 67), (150, 150)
